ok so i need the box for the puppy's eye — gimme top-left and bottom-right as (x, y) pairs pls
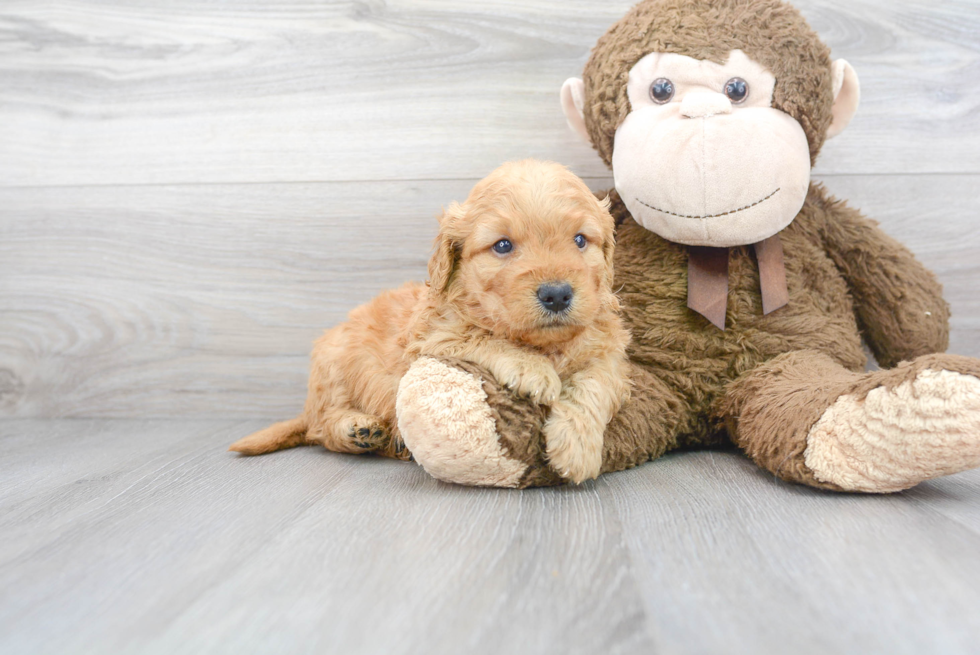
(574, 234), (587, 249)
(650, 78), (674, 104)
(492, 239), (513, 255)
(724, 78), (749, 104)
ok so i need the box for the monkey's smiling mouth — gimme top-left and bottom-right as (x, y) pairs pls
(636, 187), (781, 220)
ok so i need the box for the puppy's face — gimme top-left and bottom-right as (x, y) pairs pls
(429, 161), (617, 348)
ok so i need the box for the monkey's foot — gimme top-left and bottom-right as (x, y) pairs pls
(805, 359), (980, 493)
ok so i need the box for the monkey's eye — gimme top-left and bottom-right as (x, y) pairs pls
(724, 78), (749, 104)
(650, 78), (675, 104)
(574, 234), (587, 249)
(492, 238), (513, 255)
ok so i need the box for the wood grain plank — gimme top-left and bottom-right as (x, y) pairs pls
(0, 0), (977, 187)
(904, 469), (980, 539)
(0, 419), (653, 655)
(5, 419), (980, 654)
(601, 450), (980, 655)
(2, 174), (977, 418)
(0, 419), (263, 565)
(0, 179), (468, 418)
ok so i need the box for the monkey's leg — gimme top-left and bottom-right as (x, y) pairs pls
(719, 350), (980, 492)
(397, 357), (690, 488)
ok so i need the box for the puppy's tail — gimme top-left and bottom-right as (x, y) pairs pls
(229, 417), (309, 456)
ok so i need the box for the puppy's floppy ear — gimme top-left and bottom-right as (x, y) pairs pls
(596, 196), (617, 285)
(428, 202), (466, 294)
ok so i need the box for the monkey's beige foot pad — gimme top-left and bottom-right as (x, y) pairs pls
(397, 356), (532, 488)
(805, 369), (980, 493)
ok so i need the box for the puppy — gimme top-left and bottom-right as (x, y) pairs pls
(229, 159), (630, 483)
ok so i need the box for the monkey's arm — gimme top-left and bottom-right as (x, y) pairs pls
(415, 334), (562, 405)
(812, 185), (950, 368)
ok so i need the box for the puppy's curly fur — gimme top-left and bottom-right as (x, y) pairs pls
(230, 160), (631, 483)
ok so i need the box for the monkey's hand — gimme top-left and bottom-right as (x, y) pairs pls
(417, 336), (562, 405)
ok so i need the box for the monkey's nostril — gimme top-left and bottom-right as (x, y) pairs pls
(537, 282), (574, 313)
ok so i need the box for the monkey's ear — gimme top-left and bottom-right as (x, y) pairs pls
(428, 203), (465, 294)
(561, 78), (592, 144)
(827, 59), (860, 139)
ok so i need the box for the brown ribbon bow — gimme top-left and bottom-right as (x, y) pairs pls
(687, 234), (789, 330)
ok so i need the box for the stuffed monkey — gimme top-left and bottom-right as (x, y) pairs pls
(395, 0), (980, 492)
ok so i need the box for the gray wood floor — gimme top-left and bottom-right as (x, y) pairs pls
(4, 419), (980, 655)
(2, 1), (980, 653)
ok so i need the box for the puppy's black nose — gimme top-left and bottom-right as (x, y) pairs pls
(537, 282), (573, 313)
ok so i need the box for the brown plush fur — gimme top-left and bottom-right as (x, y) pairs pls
(231, 161), (631, 481)
(720, 350), (980, 489)
(583, 0), (834, 166)
(439, 0), (956, 489)
(462, 184), (952, 488)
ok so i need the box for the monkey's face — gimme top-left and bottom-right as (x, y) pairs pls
(611, 49), (811, 247)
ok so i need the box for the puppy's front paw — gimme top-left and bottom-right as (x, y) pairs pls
(543, 402), (603, 484)
(499, 359), (562, 405)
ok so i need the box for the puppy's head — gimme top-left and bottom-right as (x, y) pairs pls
(428, 160), (617, 347)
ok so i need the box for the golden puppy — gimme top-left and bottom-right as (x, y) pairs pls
(229, 159), (630, 483)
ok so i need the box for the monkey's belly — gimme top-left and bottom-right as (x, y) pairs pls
(613, 216), (865, 432)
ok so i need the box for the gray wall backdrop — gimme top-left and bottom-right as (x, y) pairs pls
(1, 0), (978, 419)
